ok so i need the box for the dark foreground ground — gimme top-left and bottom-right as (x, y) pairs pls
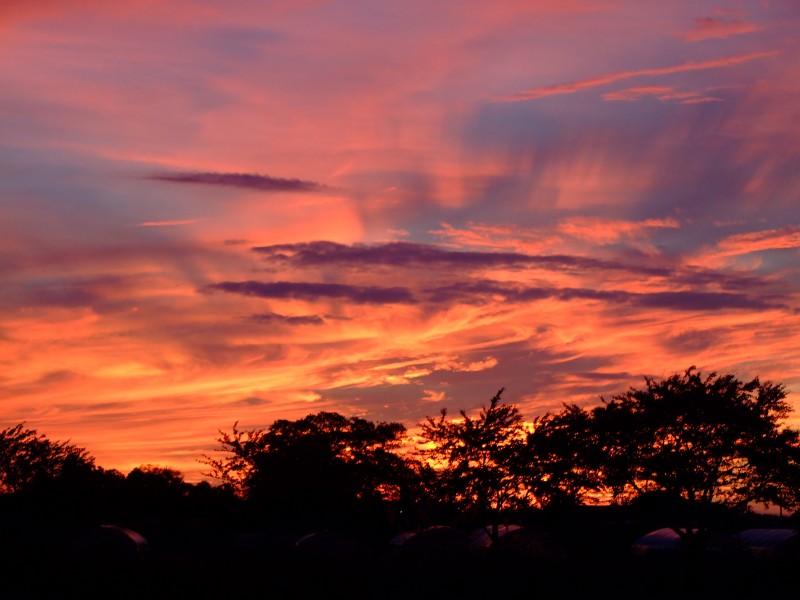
(4, 549), (798, 600)
(2, 521), (798, 600)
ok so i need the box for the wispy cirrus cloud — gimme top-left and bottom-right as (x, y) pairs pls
(430, 223), (561, 255)
(148, 171), (330, 193)
(557, 216), (680, 249)
(683, 16), (764, 42)
(495, 51), (778, 102)
(714, 225), (800, 257)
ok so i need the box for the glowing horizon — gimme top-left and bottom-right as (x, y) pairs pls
(1, 0), (799, 480)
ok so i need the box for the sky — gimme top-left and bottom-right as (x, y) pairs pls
(1, 0), (799, 480)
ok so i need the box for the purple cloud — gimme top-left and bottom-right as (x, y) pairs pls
(250, 312), (325, 326)
(633, 291), (780, 311)
(252, 241), (670, 276)
(4, 275), (129, 310)
(148, 171), (328, 193)
(207, 281), (417, 305)
(423, 280), (780, 311)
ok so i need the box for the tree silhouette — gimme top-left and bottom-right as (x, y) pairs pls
(418, 388), (528, 539)
(202, 412), (412, 534)
(122, 464), (192, 518)
(200, 422), (269, 497)
(0, 423), (94, 494)
(523, 403), (604, 508)
(590, 366), (800, 545)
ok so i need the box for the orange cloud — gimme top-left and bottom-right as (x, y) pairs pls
(3, 0), (799, 481)
(431, 223), (563, 255)
(558, 217), (680, 247)
(435, 356), (499, 373)
(689, 226), (800, 270)
(495, 51), (778, 102)
(716, 226), (800, 256)
(422, 389), (446, 403)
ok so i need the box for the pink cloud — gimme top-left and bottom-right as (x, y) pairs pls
(683, 17), (764, 42)
(496, 51), (778, 102)
(690, 226), (800, 270)
(431, 222), (563, 255)
(716, 226), (800, 256)
(557, 217), (680, 250)
(679, 96), (723, 104)
(139, 219), (201, 227)
(3, 0), (799, 480)
(0, 0), (98, 28)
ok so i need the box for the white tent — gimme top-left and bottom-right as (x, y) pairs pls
(293, 530), (365, 561)
(736, 528), (799, 558)
(70, 524), (150, 563)
(631, 527), (689, 555)
(390, 525), (469, 561)
(468, 524), (523, 551)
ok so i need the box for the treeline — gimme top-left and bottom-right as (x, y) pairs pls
(2, 366), (799, 547)
(0, 424), (234, 527)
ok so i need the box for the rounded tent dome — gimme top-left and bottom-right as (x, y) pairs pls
(736, 528), (799, 558)
(293, 530), (365, 562)
(391, 525), (469, 561)
(69, 525), (150, 563)
(631, 527), (691, 555)
(468, 524), (523, 552)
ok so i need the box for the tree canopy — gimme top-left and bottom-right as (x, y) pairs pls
(0, 422), (95, 494)
(201, 412), (412, 533)
(589, 367), (800, 540)
(418, 388), (529, 535)
(4, 366), (800, 553)
(523, 403), (604, 508)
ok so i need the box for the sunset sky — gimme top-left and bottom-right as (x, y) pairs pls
(2, 0), (799, 480)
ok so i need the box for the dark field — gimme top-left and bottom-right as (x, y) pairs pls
(3, 511), (797, 600)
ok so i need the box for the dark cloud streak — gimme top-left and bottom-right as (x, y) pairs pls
(253, 241), (782, 299)
(633, 290), (779, 311)
(252, 241), (670, 276)
(148, 171), (328, 193)
(208, 277), (779, 312)
(207, 281), (417, 305)
(250, 312), (325, 326)
(423, 280), (781, 312)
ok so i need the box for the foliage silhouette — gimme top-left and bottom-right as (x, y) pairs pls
(418, 388), (528, 538)
(0, 422), (95, 494)
(202, 412), (413, 535)
(589, 366), (800, 545)
(3, 365), (800, 600)
(200, 421), (268, 496)
(523, 403), (604, 508)
(1, 368), (800, 597)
